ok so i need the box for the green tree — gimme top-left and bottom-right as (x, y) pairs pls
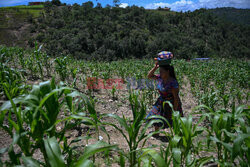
(51, 0), (61, 6)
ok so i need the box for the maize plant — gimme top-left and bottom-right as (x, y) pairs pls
(0, 63), (27, 99)
(0, 45), (249, 166)
(54, 56), (68, 81)
(103, 90), (163, 167)
(0, 78), (110, 166)
(33, 43), (44, 80)
(197, 105), (250, 166)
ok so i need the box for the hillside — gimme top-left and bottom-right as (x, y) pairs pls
(0, 4), (249, 60)
(0, 5), (43, 47)
(208, 7), (250, 26)
(32, 4), (250, 60)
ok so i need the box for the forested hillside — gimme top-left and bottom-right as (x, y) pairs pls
(29, 1), (250, 60)
(209, 7), (250, 26)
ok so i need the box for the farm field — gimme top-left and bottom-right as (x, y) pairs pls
(0, 45), (249, 166)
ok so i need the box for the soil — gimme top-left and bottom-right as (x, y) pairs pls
(0, 75), (207, 166)
(0, 9), (34, 47)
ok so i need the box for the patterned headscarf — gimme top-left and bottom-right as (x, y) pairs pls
(157, 51), (173, 60)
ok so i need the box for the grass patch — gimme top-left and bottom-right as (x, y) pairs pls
(1, 5), (44, 9)
(0, 5), (43, 18)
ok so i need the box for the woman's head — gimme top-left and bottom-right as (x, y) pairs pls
(159, 65), (177, 80)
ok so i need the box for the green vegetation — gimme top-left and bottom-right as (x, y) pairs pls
(29, 2), (250, 60)
(0, 5), (44, 47)
(209, 7), (250, 26)
(0, 6), (43, 20)
(0, 45), (249, 166)
(0, 1), (249, 166)
(3, 5), (44, 9)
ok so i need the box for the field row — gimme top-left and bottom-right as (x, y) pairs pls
(0, 45), (249, 166)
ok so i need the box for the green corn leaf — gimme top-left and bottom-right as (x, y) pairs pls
(139, 117), (167, 144)
(103, 121), (129, 145)
(180, 117), (190, 141)
(75, 159), (94, 167)
(146, 115), (171, 133)
(3, 84), (17, 112)
(44, 137), (66, 167)
(119, 152), (126, 167)
(235, 105), (247, 115)
(172, 148), (181, 167)
(210, 136), (232, 152)
(163, 143), (171, 163)
(140, 149), (166, 167)
(0, 147), (8, 155)
(22, 157), (40, 167)
(196, 156), (214, 167)
(65, 90), (80, 113)
(0, 110), (8, 125)
(245, 136), (250, 148)
(182, 136), (187, 148)
(141, 157), (152, 167)
(8, 145), (21, 165)
(232, 133), (250, 159)
(76, 141), (117, 166)
(68, 114), (95, 126)
(38, 88), (59, 109)
(192, 105), (215, 114)
(171, 135), (181, 148)
(30, 85), (40, 97)
(185, 153), (194, 166)
(222, 129), (236, 139)
(9, 119), (19, 132)
(80, 94), (97, 117)
(0, 101), (12, 111)
(105, 114), (130, 132)
(39, 81), (51, 96)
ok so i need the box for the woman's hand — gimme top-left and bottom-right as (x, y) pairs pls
(154, 58), (159, 68)
(155, 61), (159, 68)
(148, 60), (159, 80)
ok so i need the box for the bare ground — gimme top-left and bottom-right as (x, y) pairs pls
(0, 76), (211, 166)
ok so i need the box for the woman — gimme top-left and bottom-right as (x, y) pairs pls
(146, 55), (183, 132)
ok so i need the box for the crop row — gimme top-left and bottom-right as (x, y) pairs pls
(0, 45), (249, 166)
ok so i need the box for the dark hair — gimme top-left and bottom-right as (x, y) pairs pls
(160, 65), (177, 80)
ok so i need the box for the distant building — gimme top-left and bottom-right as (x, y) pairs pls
(163, 7), (171, 11)
(157, 6), (171, 11)
(28, 2), (44, 6)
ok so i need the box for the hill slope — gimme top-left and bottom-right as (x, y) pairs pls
(32, 4), (250, 60)
(0, 4), (249, 60)
(0, 6), (43, 47)
(208, 7), (250, 26)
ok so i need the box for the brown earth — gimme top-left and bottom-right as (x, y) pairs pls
(0, 8), (35, 47)
(0, 75), (206, 166)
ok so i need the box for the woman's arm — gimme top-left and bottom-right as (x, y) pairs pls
(172, 88), (179, 111)
(147, 62), (159, 80)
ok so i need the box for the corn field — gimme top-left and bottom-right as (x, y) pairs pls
(0, 45), (249, 167)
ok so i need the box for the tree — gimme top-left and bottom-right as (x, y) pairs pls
(82, 1), (94, 8)
(51, 0), (61, 6)
(96, 3), (102, 9)
(113, 0), (120, 7)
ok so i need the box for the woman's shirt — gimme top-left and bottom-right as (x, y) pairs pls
(155, 74), (179, 99)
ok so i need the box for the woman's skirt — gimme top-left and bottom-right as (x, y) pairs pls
(146, 96), (183, 128)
